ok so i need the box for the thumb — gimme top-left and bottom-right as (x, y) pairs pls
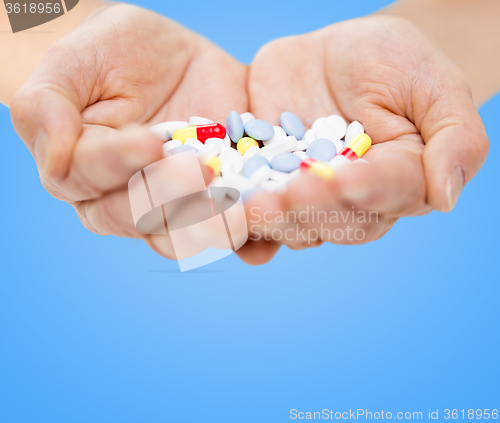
(10, 41), (96, 180)
(416, 74), (489, 212)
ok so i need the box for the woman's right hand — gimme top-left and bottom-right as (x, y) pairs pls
(10, 3), (248, 259)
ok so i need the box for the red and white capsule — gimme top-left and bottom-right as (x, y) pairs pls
(337, 133), (371, 161)
(173, 123), (226, 144)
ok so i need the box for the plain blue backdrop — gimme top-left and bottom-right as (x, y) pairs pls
(1, 0), (498, 422)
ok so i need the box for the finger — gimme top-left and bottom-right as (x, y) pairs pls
(415, 75), (489, 212)
(65, 125), (163, 201)
(74, 188), (140, 238)
(9, 27), (110, 180)
(248, 34), (337, 126)
(335, 137), (432, 217)
(143, 234), (177, 261)
(283, 173), (396, 246)
(74, 150), (215, 236)
(164, 41), (249, 124)
(235, 239), (281, 265)
(10, 73), (83, 180)
(10, 6), (168, 180)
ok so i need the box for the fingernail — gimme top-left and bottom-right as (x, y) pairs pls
(446, 166), (465, 211)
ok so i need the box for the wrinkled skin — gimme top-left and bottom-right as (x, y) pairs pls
(237, 15), (488, 264)
(11, 4), (247, 259)
(11, 6), (489, 265)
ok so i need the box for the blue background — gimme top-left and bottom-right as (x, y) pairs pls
(1, 0), (498, 422)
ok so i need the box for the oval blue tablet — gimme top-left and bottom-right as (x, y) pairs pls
(242, 155), (270, 178)
(244, 119), (274, 141)
(306, 138), (337, 162)
(226, 110), (244, 142)
(271, 153), (302, 173)
(280, 111), (305, 140)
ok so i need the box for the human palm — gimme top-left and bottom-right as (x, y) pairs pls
(237, 15), (488, 264)
(12, 11), (489, 265)
(11, 4), (247, 259)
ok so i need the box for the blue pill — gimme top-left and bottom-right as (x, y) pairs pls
(306, 138), (337, 162)
(242, 155), (270, 178)
(280, 111), (305, 140)
(226, 110), (244, 142)
(244, 119), (274, 141)
(271, 153), (302, 173)
(171, 145), (196, 155)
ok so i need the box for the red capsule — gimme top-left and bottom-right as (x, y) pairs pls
(173, 123), (227, 144)
(337, 147), (358, 162)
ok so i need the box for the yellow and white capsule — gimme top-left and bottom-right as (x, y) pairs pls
(300, 158), (335, 180)
(337, 133), (371, 161)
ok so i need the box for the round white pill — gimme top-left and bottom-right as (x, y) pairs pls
(219, 147), (244, 174)
(304, 129), (317, 144)
(311, 117), (326, 131)
(223, 174), (256, 199)
(269, 169), (291, 183)
(221, 134), (232, 148)
(329, 155), (351, 172)
(315, 123), (343, 152)
(240, 112), (255, 125)
(324, 115), (347, 139)
(149, 121), (189, 141)
(250, 165), (272, 184)
(184, 138), (204, 150)
(205, 137), (228, 150)
(189, 116), (214, 126)
(162, 139), (182, 156)
(258, 136), (298, 159)
(345, 121), (365, 143)
(293, 140), (309, 151)
(197, 142), (221, 162)
(263, 126), (287, 146)
(315, 123), (337, 140)
(293, 151), (308, 160)
(243, 145), (260, 162)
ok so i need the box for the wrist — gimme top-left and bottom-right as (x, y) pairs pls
(378, 0), (500, 106)
(0, 0), (109, 105)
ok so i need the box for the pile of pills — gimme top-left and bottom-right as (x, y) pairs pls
(149, 111), (371, 200)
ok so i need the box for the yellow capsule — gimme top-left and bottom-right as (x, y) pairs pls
(309, 161), (335, 180)
(172, 126), (197, 144)
(301, 158), (335, 180)
(237, 137), (259, 155)
(346, 133), (371, 158)
(204, 155), (221, 176)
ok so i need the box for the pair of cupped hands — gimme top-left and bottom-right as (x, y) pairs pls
(11, 4), (489, 265)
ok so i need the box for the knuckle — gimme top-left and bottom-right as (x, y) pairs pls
(74, 201), (108, 236)
(478, 133), (490, 159)
(10, 91), (37, 135)
(40, 176), (72, 203)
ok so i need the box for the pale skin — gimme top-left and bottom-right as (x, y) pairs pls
(1, 1), (497, 264)
(2, 3), (248, 259)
